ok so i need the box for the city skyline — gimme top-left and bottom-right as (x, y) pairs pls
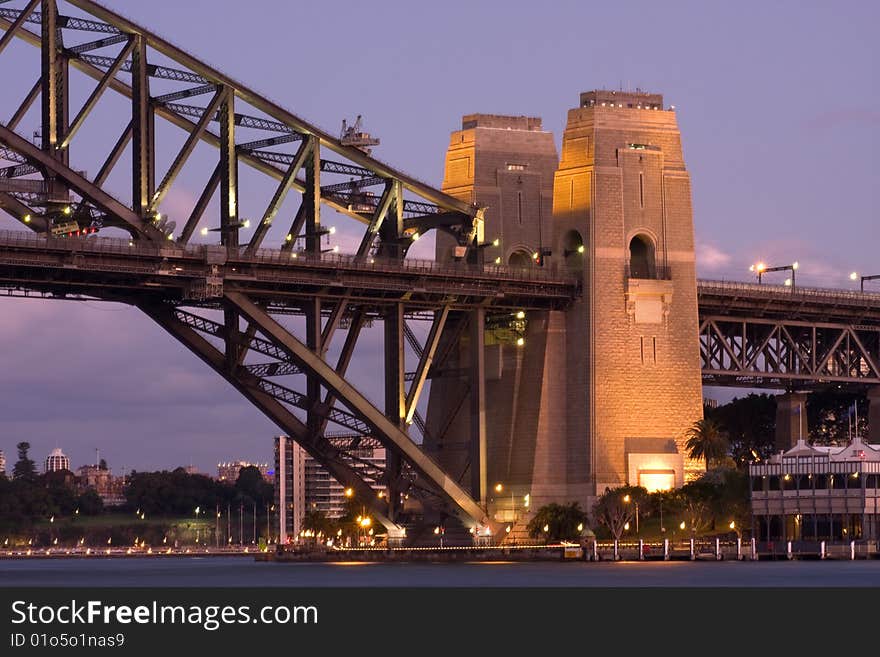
(0, 0), (876, 473)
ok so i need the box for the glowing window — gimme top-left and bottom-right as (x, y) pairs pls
(638, 470), (675, 493)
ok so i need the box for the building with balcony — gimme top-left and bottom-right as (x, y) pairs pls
(750, 437), (880, 541)
(274, 434), (386, 541)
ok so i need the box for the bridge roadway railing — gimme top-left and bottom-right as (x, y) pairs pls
(698, 278), (880, 311)
(0, 229), (581, 304)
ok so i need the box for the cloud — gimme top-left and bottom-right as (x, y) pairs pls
(695, 241), (732, 272)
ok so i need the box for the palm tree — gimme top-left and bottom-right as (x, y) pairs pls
(685, 418), (728, 471)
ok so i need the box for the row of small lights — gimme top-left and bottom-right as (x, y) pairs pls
(750, 261), (879, 290)
(3, 547), (262, 557)
(30, 212), (588, 275)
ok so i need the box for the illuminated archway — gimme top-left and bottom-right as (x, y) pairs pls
(629, 234), (656, 279)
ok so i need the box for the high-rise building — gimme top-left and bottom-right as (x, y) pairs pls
(45, 447), (70, 473)
(0, 449), (5, 476)
(274, 435), (295, 544)
(274, 435), (386, 541)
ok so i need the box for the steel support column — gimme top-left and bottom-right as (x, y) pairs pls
(40, 0), (68, 170)
(40, 0), (59, 152)
(130, 34), (152, 216)
(219, 89), (238, 247)
(378, 180), (404, 259)
(469, 306), (487, 507)
(223, 306), (239, 374)
(384, 304), (405, 521)
(303, 135), (320, 254)
(305, 296), (322, 441)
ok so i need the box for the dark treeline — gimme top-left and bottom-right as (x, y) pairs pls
(0, 442), (273, 533)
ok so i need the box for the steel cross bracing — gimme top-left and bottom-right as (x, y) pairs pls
(0, 0), (485, 243)
(0, 0), (585, 539)
(697, 280), (880, 388)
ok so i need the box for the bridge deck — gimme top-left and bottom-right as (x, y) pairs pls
(0, 230), (580, 311)
(698, 279), (880, 324)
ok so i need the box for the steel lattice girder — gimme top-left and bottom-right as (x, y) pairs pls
(699, 315), (880, 387)
(223, 290), (493, 530)
(0, 0), (483, 250)
(141, 300), (401, 535)
(0, 124), (165, 240)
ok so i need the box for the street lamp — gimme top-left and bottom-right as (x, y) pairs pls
(750, 261), (799, 287)
(851, 272), (880, 292)
(622, 494), (639, 534)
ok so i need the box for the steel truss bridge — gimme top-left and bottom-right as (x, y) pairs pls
(0, 1), (876, 541)
(698, 281), (880, 390)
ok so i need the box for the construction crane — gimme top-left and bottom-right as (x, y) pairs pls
(339, 115), (380, 155)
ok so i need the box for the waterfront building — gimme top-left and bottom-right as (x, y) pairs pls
(217, 460), (271, 483)
(750, 437), (880, 541)
(0, 449), (5, 476)
(274, 435), (386, 541)
(44, 447), (70, 473)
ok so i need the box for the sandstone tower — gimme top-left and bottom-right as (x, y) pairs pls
(426, 94), (704, 524)
(553, 90), (704, 497)
(425, 114), (573, 522)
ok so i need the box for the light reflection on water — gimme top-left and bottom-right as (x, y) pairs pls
(1, 557), (880, 587)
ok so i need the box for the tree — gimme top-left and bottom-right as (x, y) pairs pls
(708, 394), (776, 466)
(527, 502), (590, 542)
(709, 468), (749, 536)
(685, 418), (728, 471)
(12, 442), (37, 482)
(671, 480), (719, 535)
(591, 487), (647, 541)
(125, 469), (228, 516)
(98, 458), (108, 471)
(807, 389), (868, 445)
(77, 489), (104, 516)
(235, 466), (273, 507)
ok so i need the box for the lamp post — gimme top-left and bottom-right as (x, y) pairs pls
(623, 494), (639, 535)
(267, 504), (273, 545)
(851, 272), (880, 292)
(750, 261), (799, 288)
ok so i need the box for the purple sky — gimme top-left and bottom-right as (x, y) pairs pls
(0, 0), (877, 475)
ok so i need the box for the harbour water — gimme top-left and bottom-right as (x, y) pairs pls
(2, 556), (880, 587)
